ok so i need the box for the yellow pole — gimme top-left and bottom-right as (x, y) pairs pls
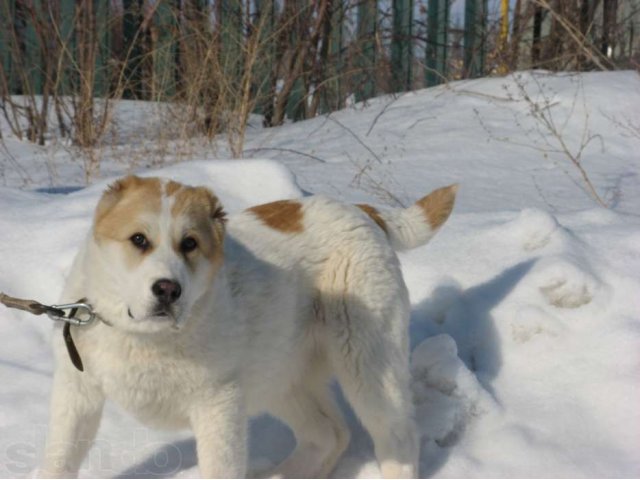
(501, 0), (509, 42)
(499, 0), (509, 73)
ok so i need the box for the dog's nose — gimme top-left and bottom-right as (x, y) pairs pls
(151, 279), (182, 304)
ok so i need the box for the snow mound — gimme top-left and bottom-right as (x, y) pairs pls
(502, 208), (564, 251)
(411, 335), (495, 447)
(132, 159), (303, 212)
(534, 256), (599, 308)
(402, 200), (639, 477)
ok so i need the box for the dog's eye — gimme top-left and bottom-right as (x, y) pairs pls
(180, 236), (198, 254)
(130, 233), (150, 251)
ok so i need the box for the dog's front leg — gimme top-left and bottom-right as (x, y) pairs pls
(190, 383), (247, 478)
(40, 367), (104, 478)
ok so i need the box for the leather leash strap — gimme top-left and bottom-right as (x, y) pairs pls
(0, 292), (92, 372)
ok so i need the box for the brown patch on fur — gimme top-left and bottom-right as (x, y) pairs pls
(356, 204), (388, 233)
(415, 184), (459, 230)
(93, 176), (164, 268)
(171, 186), (226, 267)
(248, 200), (304, 233)
(94, 176), (163, 242)
(164, 180), (182, 196)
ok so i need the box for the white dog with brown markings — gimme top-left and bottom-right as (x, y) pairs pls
(41, 176), (457, 478)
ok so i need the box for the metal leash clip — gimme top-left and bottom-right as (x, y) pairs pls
(46, 302), (96, 326)
(1, 293), (95, 372)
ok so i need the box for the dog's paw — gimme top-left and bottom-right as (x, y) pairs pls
(533, 257), (599, 309)
(411, 335), (494, 447)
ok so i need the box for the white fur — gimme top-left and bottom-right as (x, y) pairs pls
(40, 190), (446, 478)
(381, 204), (438, 251)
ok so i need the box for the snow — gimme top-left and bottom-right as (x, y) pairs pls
(1, 70), (639, 478)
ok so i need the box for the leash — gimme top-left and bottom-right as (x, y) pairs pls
(0, 292), (96, 372)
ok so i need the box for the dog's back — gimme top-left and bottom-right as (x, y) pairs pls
(226, 186), (457, 477)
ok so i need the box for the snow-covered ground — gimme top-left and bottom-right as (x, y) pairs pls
(0, 71), (639, 478)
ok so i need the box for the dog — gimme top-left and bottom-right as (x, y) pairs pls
(41, 175), (457, 478)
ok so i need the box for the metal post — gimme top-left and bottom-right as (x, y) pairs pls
(463, 0), (487, 78)
(57, 0), (75, 96)
(0, 0), (15, 94)
(425, 0), (449, 86)
(601, 0), (618, 57)
(253, 0), (275, 121)
(531, 3), (543, 68)
(152, 0), (177, 99)
(122, 0), (145, 99)
(326, 0), (343, 111)
(285, 0), (307, 121)
(94, 0), (110, 97)
(498, 0), (508, 73)
(391, 0), (413, 92)
(23, 0), (43, 94)
(219, 0), (243, 82)
(356, 0), (376, 101)
(500, 0), (509, 44)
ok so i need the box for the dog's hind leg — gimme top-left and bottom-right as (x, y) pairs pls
(322, 253), (419, 478)
(267, 369), (350, 478)
(336, 376), (418, 480)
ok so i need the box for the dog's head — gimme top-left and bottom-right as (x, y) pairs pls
(87, 176), (226, 333)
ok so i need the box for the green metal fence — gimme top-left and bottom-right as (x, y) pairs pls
(0, 0), (497, 117)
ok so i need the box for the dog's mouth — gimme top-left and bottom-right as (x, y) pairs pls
(122, 305), (182, 332)
(151, 304), (176, 319)
(153, 306), (182, 331)
(128, 306), (177, 322)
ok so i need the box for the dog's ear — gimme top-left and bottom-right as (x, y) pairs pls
(95, 176), (141, 224)
(208, 193), (227, 225)
(200, 187), (226, 245)
(171, 185), (227, 244)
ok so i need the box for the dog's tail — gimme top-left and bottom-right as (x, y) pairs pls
(357, 184), (458, 251)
